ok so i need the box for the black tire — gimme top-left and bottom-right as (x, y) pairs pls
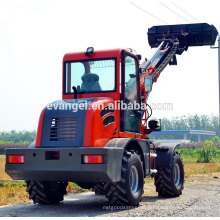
(105, 150), (144, 206)
(154, 152), (184, 197)
(26, 181), (68, 204)
(93, 183), (106, 195)
(77, 182), (94, 190)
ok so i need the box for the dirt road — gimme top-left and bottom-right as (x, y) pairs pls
(0, 173), (219, 217)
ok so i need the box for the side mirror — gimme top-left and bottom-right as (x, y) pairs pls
(144, 75), (153, 92)
(148, 120), (161, 130)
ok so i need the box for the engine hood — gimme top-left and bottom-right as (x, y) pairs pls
(40, 98), (97, 147)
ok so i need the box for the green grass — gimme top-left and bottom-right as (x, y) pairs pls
(182, 158), (197, 163)
(69, 182), (81, 188)
(176, 146), (220, 163)
(0, 181), (26, 187)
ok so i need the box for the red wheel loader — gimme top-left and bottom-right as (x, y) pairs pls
(5, 23), (218, 206)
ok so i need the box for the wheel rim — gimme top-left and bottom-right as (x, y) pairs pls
(50, 182), (61, 192)
(130, 165), (139, 195)
(174, 163), (181, 187)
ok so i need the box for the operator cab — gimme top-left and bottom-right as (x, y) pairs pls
(63, 48), (143, 136)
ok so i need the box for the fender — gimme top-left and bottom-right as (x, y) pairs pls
(105, 138), (151, 177)
(155, 143), (180, 169)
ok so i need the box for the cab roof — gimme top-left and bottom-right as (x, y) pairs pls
(63, 48), (124, 61)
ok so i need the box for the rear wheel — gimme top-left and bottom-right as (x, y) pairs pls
(93, 183), (106, 195)
(77, 182), (94, 190)
(105, 150), (144, 206)
(154, 152), (184, 197)
(26, 181), (68, 204)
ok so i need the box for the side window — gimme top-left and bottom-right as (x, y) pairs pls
(125, 55), (138, 104)
(124, 54), (141, 133)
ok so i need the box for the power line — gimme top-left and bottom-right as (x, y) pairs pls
(159, 2), (191, 23)
(171, 2), (200, 22)
(130, 2), (169, 25)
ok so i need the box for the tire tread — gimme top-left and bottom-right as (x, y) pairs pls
(154, 153), (184, 197)
(26, 181), (67, 204)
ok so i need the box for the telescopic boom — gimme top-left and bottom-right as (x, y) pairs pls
(140, 23), (218, 82)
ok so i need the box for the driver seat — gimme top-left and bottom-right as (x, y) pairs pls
(81, 73), (102, 92)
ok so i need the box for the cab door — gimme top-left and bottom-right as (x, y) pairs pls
(120, 51), (141, 133)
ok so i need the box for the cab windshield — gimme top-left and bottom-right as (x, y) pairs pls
(64, 58), (116, 94)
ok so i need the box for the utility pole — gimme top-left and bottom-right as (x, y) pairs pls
(211, 35), (220, 133)
(218, 35), (220, 130)
(218, 35), (220, 132)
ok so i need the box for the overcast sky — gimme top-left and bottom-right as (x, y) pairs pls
(0, 0), (219, 131)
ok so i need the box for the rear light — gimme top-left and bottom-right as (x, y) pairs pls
(8, 155), (25, 164)
(83, 155), (103, 164)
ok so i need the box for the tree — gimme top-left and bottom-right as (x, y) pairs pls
(0, 130), (36, 144)
(158, 114), (219, 142)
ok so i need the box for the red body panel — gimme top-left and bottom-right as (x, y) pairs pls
(35, 107), (46, 147)
(63, 92), (118, 100)
(84, 98), (119, 147)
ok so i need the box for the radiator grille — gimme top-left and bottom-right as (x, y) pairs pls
(50, 117), (77, 141)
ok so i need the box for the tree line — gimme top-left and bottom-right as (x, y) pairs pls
(157, 114), (219, 142)
(0, 114), (219, 144)
(0, 130), (36, 145)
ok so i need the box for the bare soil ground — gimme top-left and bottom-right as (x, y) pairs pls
(1, 155), (220, 217)
(0, 173), (219, 217)
(0, 153), (220, 217)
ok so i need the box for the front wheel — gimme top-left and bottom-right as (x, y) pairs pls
(105, 150), (144, 206)
(154, 152), (184, 197)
